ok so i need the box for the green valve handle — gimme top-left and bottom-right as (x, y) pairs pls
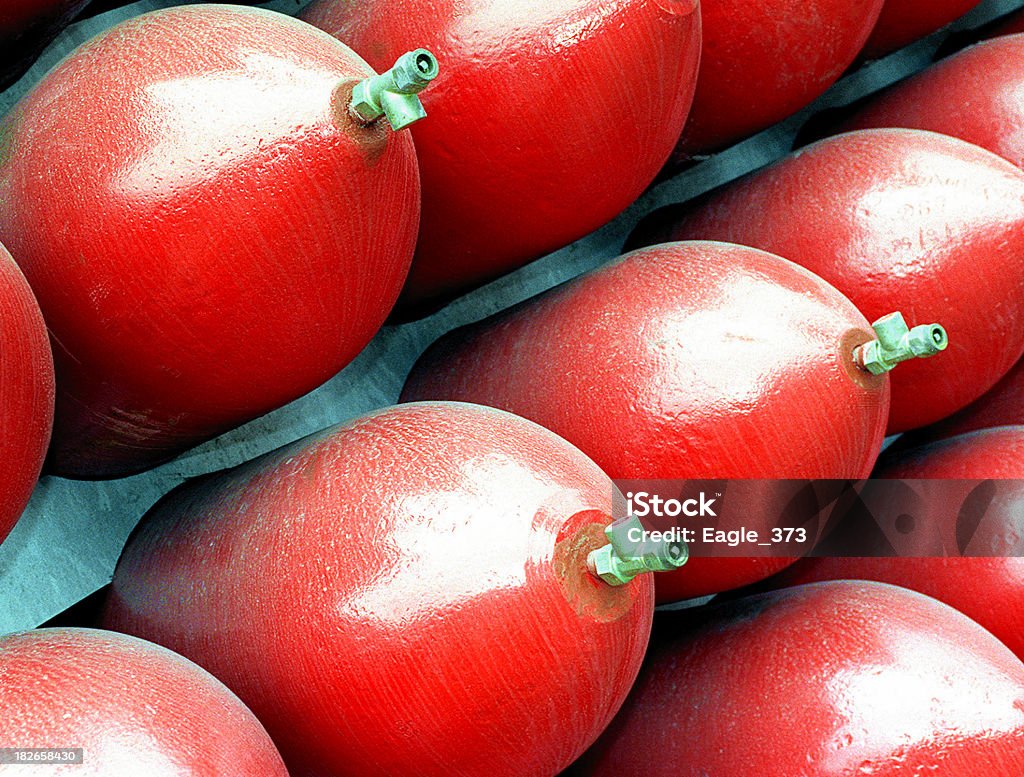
(587, 515), (688, 587)
(349, 49), (440, 131)
(854, 311), (949, 375)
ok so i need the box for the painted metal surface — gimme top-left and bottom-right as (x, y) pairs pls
(574, 581), (1024, 776)
(775, 559), (1024, 664)
(0, 628), (288, 774)
(845, 33), (1024, 170)
(879, 424), (1024, 477)
(638, 129), (1024, 434)
(301, 0), (703, 311)
(922, 358), (1024, 440)
(0, 4), (421, 479)
(102, 402), (653, 777)
(401, 242), (890, 601)
(765, 428), (1024, 666)
(1, 0), (1021, 636)
(671, 0), (884, 159)
(863, 0), (984, 57)
(0, 245), (53, 547)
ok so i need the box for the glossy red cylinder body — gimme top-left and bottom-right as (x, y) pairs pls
(861, 0), (982, 58)
(767, 427), (1024, 661)
(671, 0), (883, 159)
(0, 6), (420, 479)
(301, 0), (702, 311)
(0, 243), (54, 545)
(771, 560), (1024, 662)
(638, 129), (1024, 433)
(402, 242), (890, 601)
(844, 36), (1024, 170)
(922, 358), (1024, 441)
(878, 425), (1024, 479)
(0, 0), (90, 88)
(574, 582), (1024, 776)
(0, 628), (287, 775)
(103, 402), (653, 777)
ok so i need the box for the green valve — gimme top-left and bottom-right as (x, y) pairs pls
(349, 49), (440, 131)
(587, 515), (688, 587)
(854, 311), (949, 375)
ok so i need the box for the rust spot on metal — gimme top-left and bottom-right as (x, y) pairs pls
(331, 78), (388, 163)
(840, 327), (887, 391)
(553, 518), (634, 623)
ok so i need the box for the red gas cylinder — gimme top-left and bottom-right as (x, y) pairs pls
(843, 35), (1024, 170)
(770, 555), (1024, 662)
(922, 358), (1024, 441)
(402, 242), (892, 602)
(861, 0), (982, 58)
(0, 243), (53, 545)
(765, 427), (1024, 661)
(879, 424), (1024, 478)
(573, 582), (1024, 776)
(0, 628), (287, 775)
(637, 129), (1024, 433)
(300, 0), (702, 311)
(0, 5), (426, 479)
(0, 0), (90, 88)
(102, 402), (655, 777)
(670, 0), (883, 160)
